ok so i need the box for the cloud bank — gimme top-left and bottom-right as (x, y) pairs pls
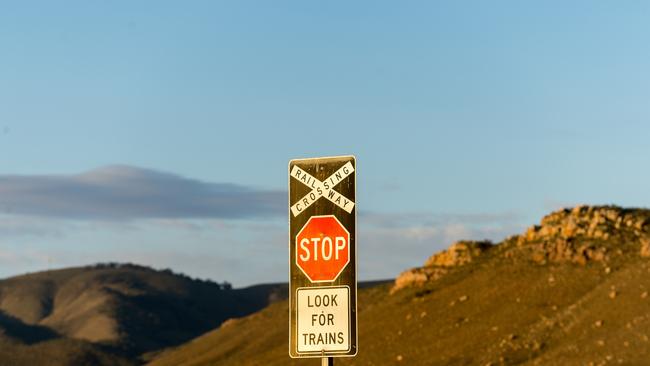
(0, 165), (529, 285)
(0, 165), (285, 220)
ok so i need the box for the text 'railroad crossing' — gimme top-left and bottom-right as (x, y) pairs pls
(290, 161), (355, 216)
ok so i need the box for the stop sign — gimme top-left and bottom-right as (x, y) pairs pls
(295, 215), (350, 282)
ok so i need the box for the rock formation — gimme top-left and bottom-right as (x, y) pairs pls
(392, 205), (650, 293)
(392, 240), (493, 293)
(510, 205), (649, 264)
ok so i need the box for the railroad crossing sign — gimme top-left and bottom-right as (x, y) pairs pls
(289, 156), (357, 359)
(290, 161), (355, 216)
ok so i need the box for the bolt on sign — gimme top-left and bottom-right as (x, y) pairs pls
(289, 155), (357, 358)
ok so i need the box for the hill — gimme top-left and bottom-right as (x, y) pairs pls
(148, 205), (650, 365)
(0, 263), (286, 365)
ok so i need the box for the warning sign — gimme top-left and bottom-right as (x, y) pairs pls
(290, 162), (355, 216)
(289, 155), (357, 358)
(296, 215), (350, 283)
(297, 286), (350, 353)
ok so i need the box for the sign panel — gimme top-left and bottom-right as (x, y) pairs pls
(289, 155), (357, 358)
(296, 215), (350, 283)
(296, 286), (350, 353)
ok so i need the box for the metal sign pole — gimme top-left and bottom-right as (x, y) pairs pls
(321, 357), (333, 366)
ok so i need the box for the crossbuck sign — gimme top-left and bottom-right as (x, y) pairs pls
(289, 155), (357, 359)
(290, 161), (355, 217)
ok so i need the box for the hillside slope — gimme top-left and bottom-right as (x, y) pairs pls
(0, 337), (135, 366)
(149, 205), (650, 366)
(0, 264), (286, 363)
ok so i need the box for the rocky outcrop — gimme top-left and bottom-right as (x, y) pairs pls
(521, 206), (648, 243)
(509, 205), (650, 264)
(391, 241), (493, 293)
(392, 267), (449, 294)
(392, 206), (650, 293)
(425, 240), (493, 267)
(639, 238), (650, 258)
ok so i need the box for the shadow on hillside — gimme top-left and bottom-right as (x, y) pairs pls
(0, 310), (59, 344)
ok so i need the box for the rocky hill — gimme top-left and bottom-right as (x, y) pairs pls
(393, 205), (649, 292)
(0, 264), (287, 365)
(148, 205), (650, 366)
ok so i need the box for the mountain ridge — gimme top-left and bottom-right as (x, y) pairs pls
(0, 263), (288, 365)
(2, 205), (650, 365)
(148, 205), (650, 366)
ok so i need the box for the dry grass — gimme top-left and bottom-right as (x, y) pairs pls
(149, 208), (650, 365)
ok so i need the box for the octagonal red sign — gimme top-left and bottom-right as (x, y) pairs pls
(295, 215), (350, 282)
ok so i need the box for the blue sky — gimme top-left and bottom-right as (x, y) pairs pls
(0, 1), (648, 286)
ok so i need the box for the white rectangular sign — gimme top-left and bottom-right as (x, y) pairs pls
(296, 286), (350, 353)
